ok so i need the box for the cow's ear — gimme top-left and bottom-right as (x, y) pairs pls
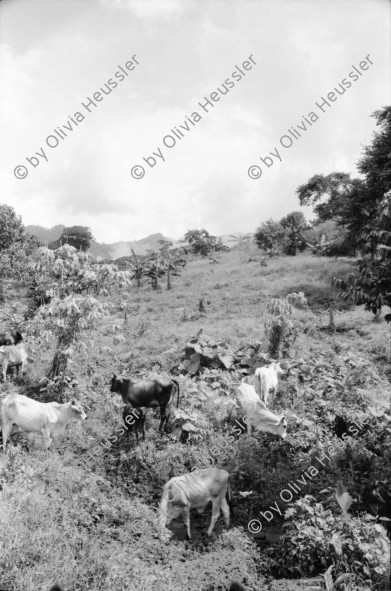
(279, 416), (285, 423)
(112, 372), (116, 378)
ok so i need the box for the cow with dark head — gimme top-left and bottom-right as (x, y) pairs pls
(110, 374), (179, 432)
(0, 330), (23, 346)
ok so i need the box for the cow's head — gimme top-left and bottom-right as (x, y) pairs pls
(70, 400), (87, 421)
(110, 373), (123, 393)
(14, 331), (23, 344)
(277, 415), (287, 439)
(271, 361), (284, 375)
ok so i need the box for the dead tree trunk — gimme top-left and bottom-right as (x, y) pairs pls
(47, 328), (74, 380)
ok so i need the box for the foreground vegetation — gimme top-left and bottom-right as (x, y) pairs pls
(0, 246), (390, 591)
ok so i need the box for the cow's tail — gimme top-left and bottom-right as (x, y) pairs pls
(172, 379), (180, 408)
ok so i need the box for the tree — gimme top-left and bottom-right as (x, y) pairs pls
(183, 229), (218, 257)
(158, 241), (186, 290)
(254, 219), (286, 254)
(331, 107), (391, 316)
(296, 172), (361, 225)
(333, 191), (391, 315)
(143, 250), (166, 289)
(0, 204), (25, 251)
(28, 245), (131, 379)
(265, 292), (307, 358)
(228, 234), (252, 250)
(50, 226), (93, 251)
(280, 211), (308, 255)
(61, 226), (93, 251)
(129, 249), (145, 288)
(296, 107), (391, 252)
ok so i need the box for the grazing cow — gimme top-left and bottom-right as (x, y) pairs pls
(49, 586), (64, 591)
(110, 374), (179, 432)
(254, 361), (284, 406)
(159, 467), (231, 541)
(0, 330), (23, 346)
(123, 405), (145, 444)
(0, 342), (27, 381)
(1, 394), (87, 451)
(236, 383), (287, 439)
(229, 584), (248, 591)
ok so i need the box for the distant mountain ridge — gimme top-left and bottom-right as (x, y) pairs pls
(25, 225), (249, 259)
(25, 225), (176, 258)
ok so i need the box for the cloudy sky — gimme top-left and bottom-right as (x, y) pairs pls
(0, 0), (389, 243)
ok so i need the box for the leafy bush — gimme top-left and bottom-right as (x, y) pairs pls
(271, 495), (389, 588)
(265, 292), (307, 358)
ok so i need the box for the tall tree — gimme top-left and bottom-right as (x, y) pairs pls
(296, 107), (391, 252)
(254, 219), (286, 254)
(332, 107), (391, 315)
(280, 211), (308, 255)
(59, 226), (93, 251)
(296, 172), (360, 225)
(183, 229), (217, 257)
(333, 191), (391, 315)
(0, 204), (25, 251)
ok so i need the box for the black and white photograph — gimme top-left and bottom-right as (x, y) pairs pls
(0, 0), (390, 589)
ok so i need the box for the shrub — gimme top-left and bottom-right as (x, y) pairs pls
(270, 495), (389, 588)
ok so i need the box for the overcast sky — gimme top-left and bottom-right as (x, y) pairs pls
(0, 0), (390, 243)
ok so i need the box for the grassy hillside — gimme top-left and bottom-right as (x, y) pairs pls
(0, 249), (390, 591)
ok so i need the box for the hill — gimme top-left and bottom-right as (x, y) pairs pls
(0, 249), (389, 590)
(25, 224), (175, 258)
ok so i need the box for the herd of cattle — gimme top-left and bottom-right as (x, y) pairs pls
(1, 330), (286, 591)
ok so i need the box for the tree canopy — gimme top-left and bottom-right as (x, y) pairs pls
(296, 107), (391, 252)
(254, 219), (285, 254)
(59, 226), (93, 251)
(280, 211), (308, 255)
(255, 213), (309, 256)
(0, 204), (25, 251)
(183, 229), (218, 257)
(329, 106), (391, 315)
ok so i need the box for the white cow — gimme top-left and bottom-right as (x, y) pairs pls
(1, 394), (87, 451)
(0, 343), (27, 381)
(235, 383), (287, 439)
(254, 362), (284, 407)
(159, 467), (231, 540)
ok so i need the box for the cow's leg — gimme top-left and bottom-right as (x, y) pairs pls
(141, 417), (146, 441)
(207, 498), (222, 537)
(134, 424), (139, 445)
(41, 427), (52, 449)
(2, 420), (13, 452)
(19, 362), (26, 377)
(2, 361), (7, 381)
(246, 417), (252, 435)
(220, 497), (230, 529)
(181, 506), (191, 541)
(158, 405), (166, 432)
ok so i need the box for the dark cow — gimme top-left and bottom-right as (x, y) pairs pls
(110, 374), (179, 432)
(49, 586), (64, 591)
(0, 330), (23, 346)
(123, 405), (145, 444)
(229, 584), (248, 591)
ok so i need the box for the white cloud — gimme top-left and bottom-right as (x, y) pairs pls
(0, 0), (389, 242)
